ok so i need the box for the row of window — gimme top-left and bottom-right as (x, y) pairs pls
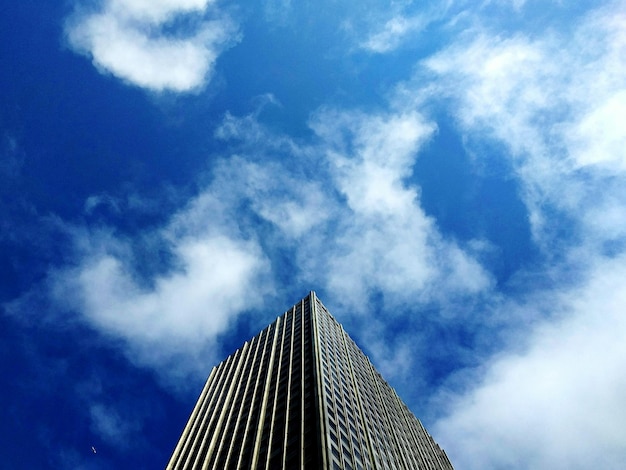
(313, 298), (453, 470)
(171, 302), (314, 469)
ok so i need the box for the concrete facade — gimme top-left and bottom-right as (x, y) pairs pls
(166, 292), (454, 470)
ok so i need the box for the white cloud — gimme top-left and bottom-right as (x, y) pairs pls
(361, 14), (427, 53)
(412, 3), (626, 468)
(422, 3), (626, 248)
(310, 108), (491, 309)
(215, 158), (334, 239)
(50, 192), (271, 376)
(108, 0), (211, 23)
(425, 34), (553, 157)
(435, 253), (626, 469)
(358, 0), (537, 55)
(84, 193), (121, 214)
(212, 107), (491, 313)
(315, 110), (433, 216)
(89, 403), (139, 447)
(567, 90), (626, 171)
(66, 0), (237, 92)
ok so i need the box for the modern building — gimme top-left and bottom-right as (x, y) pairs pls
(167, 292), (453, 470)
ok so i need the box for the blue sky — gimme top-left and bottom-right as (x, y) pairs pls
(2, 0), (626, 468)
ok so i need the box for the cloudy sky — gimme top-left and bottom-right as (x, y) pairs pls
(2, 0), (626, 468)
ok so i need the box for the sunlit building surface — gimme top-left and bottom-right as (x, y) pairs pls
(167, 292), (454, 469)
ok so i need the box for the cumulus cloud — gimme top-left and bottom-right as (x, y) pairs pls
(49, 192), (271, 376)
(55, 236), (265, 345)
(65, 0), (238, 92)
(434, 253), (626, 469)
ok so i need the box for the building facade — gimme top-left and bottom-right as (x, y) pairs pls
(167, 292), (453, 470)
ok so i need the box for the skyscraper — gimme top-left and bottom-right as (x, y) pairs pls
(167, 292), (453, 470)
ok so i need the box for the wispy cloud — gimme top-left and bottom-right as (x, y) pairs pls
(361, 14), (428, 53)
(308, 108), (491, 309)
(416, 2), (626, 467)
(65, 0), (238, 92)
(212, 105), (492, 314)
(89, 402), (139, 448)
(357, 0), (532, 55)
(422, 3), (626, 248)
